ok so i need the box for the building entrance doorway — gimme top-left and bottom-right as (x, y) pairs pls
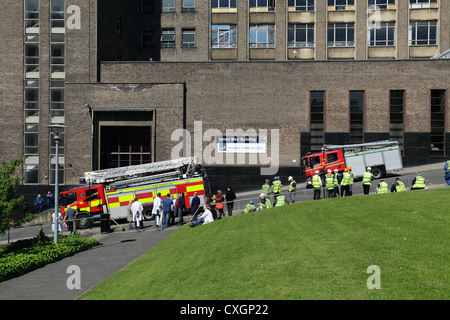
(100, 126), (152, 169)
(93, 110), (155, 170)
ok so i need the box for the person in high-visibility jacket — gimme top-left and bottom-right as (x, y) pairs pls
(333, 169), (340, 197)
(312, 170), (322, 200)
(348, 167), (354, 196)
(390, 178), (405, 192)
(377, 180), (389, 194)
(340, 168), (351, 197)
(325, 170), (335, 198)
(240, 200), (256, 214)
(257, 193), (272, 210)
(362, 167), (374, 195)
(262, 179), (271, 197)
(411, 173), (426, 190)
(272, 177), (283, 196)
(288, 176), (296, 203)
(444, 160), (450, 186)
(274, 194), (288, 207)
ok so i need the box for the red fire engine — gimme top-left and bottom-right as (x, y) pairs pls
(60, 157), (210, 229)
(302, 141), (403, 186)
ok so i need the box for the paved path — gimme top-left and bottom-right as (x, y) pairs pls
(0, 223), (177, 300)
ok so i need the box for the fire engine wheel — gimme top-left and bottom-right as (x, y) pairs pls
(143, 207), (154, 221)
(76, 212), (92, 229)
(371, 167), (383, 179)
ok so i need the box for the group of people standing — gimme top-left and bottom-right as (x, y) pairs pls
(32, 191), (54, 213)
(311, 166), (427, 199)
(126, 191), (191, 231)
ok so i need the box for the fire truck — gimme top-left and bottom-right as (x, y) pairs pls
(60, 157), (210, 229)
(302, 140), (403, 187)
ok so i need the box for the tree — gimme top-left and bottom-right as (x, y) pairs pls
(0, 159), (25, 235)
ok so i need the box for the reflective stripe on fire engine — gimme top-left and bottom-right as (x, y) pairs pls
(305, 161), (345, 173)
(105, 178), (204, 208)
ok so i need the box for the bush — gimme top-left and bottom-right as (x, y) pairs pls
(0, 228), (100, 282)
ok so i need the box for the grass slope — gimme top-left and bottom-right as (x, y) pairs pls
(80, 188), (449, 300)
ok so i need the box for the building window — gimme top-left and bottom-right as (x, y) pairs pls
(182, 29), (196, 47)
(50, 0), (65, 30)
(141, 29), (155, 48)
(328, 23), (354, 47)
(50, 147), (65, 185)
(350, 91), (364, 144)
(249, 24), (275, 48)
(142, 0), (156, 14)
(328, 0), (354, 10)
(368, 22), (395, 46)
(409, 0), (437, 9)
(182, 0), (196, 12)
(162, 0), (175, 12)
(250, 0), (275, 11)
(390, 90), (404, 152)
(288, 23), (315, 47)
(50, 81), (65, 124)
(369, 0), (395, 10)
(24, 156), (39, 184)
(161, 29), (175, 48)
(100, 126), (152, 169)
(24, 37), (39, 79)
(211, 24), (237, 48)
(116, 15), (121, 37)
(24, 82), (39, 125)
(310, 91), (325, 152)
(212, 0), (237, 9)
(24, 1), (40, 184)
(288, 0), (315, 11)
(430, 90), (446, 157)
(24, 0), (40, 33)
(409, 21), (437, 46)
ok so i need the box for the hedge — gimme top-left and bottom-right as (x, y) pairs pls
(0, 228), (100, 282)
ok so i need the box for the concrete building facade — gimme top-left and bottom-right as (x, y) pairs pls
(1, 0), (449, 194)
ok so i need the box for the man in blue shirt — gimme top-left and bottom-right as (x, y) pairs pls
(177, 192), (185, 226)
(190, 192), (201, 221)
(161, 193), (174, 229)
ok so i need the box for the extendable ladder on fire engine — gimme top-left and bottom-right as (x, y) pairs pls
(322, 140), (399, 152)
(84, 157), (199, 184)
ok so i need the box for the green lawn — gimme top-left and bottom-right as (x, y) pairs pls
(80, 188), (449, 300)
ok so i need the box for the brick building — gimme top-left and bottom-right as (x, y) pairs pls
(1, 0), (449, 194)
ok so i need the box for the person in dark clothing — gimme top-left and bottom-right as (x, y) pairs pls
(190, 192), (201, 221)
(225, 186), (236, 216)
(177, 192), (185, 226)
(62, 205), (77, 234)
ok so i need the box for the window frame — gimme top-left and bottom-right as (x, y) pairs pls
(182, 29), (196, 48)
(288, 23), (315, 48)
(211, 0), (237, 9)
(288, 0), (315, 11)
(211, 24), (237, 48)
(161, 29), (175, 48)
(368, 21), (395, 46)
(249, 24), (276, 48)
(409, 20), (437, 46)
(327, 23), (355, 47)
(162, 0), (175, 12)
